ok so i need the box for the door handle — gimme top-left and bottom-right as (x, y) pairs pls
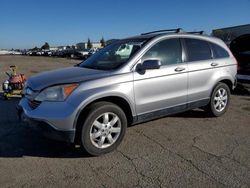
(175, 67), (185, 72)
(211, 62), (218, 67)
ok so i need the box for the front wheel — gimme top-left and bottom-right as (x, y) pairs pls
(80, 102), (127, 156)
(205, 82), (230, 117)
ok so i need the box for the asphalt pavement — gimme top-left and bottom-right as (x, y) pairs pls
(0, 92), (249, 187)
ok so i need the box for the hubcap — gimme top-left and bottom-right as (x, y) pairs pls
(213, 88), (228, 112)
(90, 112), (121, 149)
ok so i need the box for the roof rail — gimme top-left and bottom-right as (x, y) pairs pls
(187, 31), (204, 35)
(141, 28), (182, 35)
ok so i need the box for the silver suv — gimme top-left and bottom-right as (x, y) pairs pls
(18, 29), (237, 155)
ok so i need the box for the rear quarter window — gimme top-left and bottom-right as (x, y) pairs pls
(210, 43), (230, 59)
(185, 38), (212, 62)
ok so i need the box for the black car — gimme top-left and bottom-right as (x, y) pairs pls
(230, 34), (250, 88)
(235, 51), (250, 88)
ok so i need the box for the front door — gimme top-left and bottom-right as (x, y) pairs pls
(133, 38), (188, 118)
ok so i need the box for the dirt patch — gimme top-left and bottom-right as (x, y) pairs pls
(242, 106), (250, 112)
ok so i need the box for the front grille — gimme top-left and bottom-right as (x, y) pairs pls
(28, 100), (41, 109)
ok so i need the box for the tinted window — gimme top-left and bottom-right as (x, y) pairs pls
(210, 43), (229, 58)
(185, 38), (212, 61)
(141, 38), (182, 66)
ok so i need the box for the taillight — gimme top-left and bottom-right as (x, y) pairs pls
(233, 56), (239, 71)
(235, 59), (240, 70)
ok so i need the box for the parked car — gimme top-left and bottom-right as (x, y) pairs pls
(77, 49), (91, 59)
(88, 48), (98, 56)
(9, 50), (22, 55)
(18, 29), (237, 156)
(230, 34), (250, 89)
(235, 51), (250, 88)
(30, 51), (38, 56)
(54, 50), (65, 57)
(43, 50), (53, 56)
(62, 49), (75, 58)
(26, 51), (33, 56)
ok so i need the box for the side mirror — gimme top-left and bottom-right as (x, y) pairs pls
(139, 59), (161, 71)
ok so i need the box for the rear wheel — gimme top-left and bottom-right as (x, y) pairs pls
(205, 82), (230, 117)
(80, 102), (127, 156)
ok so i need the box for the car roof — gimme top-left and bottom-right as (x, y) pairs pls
(123, 32), (212, 40)
(111, 29), (227, 51)
(120, 28), (210, 40)
(121, 32), (226, 47)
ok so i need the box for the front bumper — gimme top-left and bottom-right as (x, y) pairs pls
(17, 97), (77, 143)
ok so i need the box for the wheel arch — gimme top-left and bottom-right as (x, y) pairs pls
(74, 95), (134, 143)
(218, 79), (233, 92)
(210, 78), (233, 97)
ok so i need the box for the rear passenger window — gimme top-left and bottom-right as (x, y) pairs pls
(210, 43), (229, 58)
(185, 38), (212, 61)
(141, 38), (182, 66)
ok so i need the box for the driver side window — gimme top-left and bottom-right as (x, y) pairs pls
(141, 38), (182, 66)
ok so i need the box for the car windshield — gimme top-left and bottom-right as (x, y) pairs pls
(79, 39), (147, 70)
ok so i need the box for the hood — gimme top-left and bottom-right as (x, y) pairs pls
(27, 67), (109, 90)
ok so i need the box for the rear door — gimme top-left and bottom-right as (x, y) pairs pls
(184, 38), (215, 103)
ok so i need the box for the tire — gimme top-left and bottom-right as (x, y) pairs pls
(205, 82), (230, 117)
(80, 101), (127, 156)
(2, 92), (9, 100)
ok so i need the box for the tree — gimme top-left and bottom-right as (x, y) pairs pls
(100, 37), (105, 47)
(106, 39), (118, 46)
(31, 46), (39, 51)
(87, 38), (93, 49)
(41, 42), (50, 50)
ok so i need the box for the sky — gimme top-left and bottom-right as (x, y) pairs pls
(0, 0), (250, 49)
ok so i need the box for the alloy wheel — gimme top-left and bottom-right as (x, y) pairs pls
(213, 88), (228, 112)
(89, 112), (121, 149)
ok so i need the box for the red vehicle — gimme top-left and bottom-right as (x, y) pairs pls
(2, 65), (27, 99)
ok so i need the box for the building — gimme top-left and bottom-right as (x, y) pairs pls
(212, 24), (250, 57)
(92, 42), (102, 49)
(49, 47), (59, 51)
(212, 24), (250, 46)
(76, 42), (102, 50)
(213, 24), (250, 82)
(76, 43), (86, 50)
(57, 46), (68, 51)
(0, 49), (21, 55)
(0, 50), (10, 55)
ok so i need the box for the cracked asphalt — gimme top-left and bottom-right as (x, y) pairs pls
(0, 56), (250, 187)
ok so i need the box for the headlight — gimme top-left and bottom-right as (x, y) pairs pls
(35, 84), (78, 102)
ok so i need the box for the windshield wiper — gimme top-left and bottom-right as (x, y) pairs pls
(74, 63), (81, 67)
(80, 64), (105, 70)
